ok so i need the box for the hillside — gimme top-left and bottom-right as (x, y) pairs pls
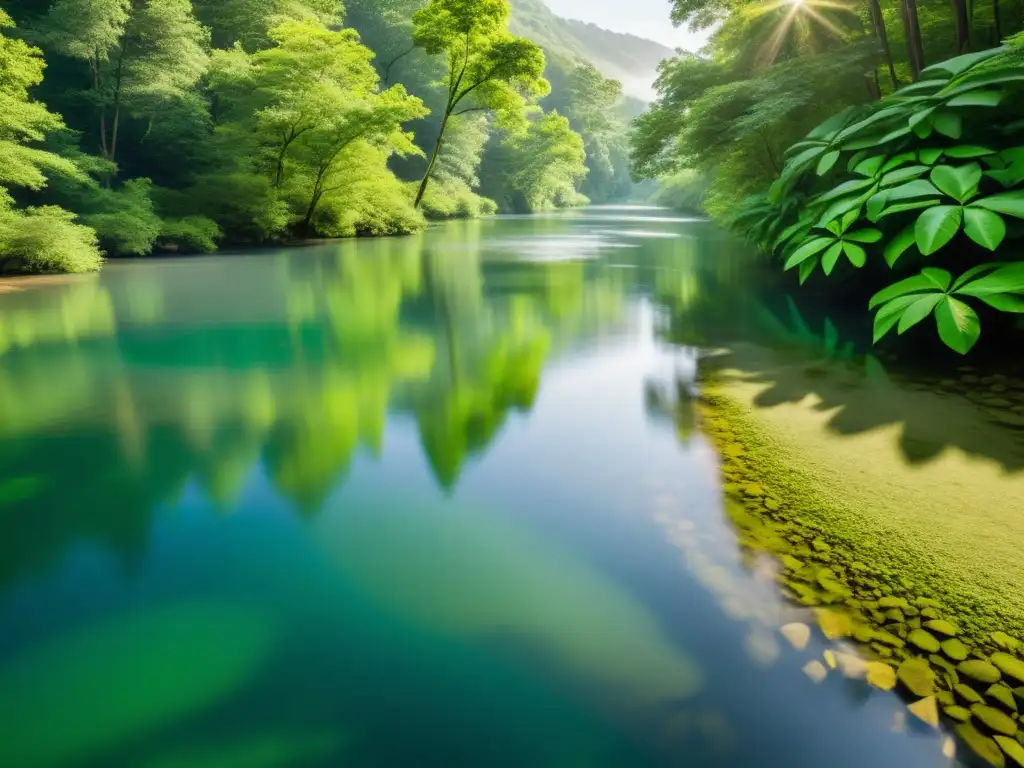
(508, 0), (674, 100)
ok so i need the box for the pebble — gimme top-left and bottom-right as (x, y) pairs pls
(898, 658), (936, 697)
(987, 684), (1019, 713)
(780, 622), (811, 651)
(924, 619), (959, 637)
(971, 704), (1018, 736)
(993, 653), (1024, 686)
(942, 637), (969, 661)
(944, 704), (972, 722)
(908, 628), (940, 653)
(960, 660), (1003, 685)
(866, 661), (897, 690)
(803, 660), (828, 684)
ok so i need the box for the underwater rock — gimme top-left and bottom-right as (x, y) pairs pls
(866, 662), (897, 691)
(780, 623), (811, 651)
(995, 735), (1024, 767)
(908, 629), (941, 653)
(957, 723), (1007, 767)
(924, 619), (960, 637)
(803, 660), (828, 684)
(945, 705), (972, 722)
(987, 684), (1019, 713)
(957, 684), (986, 704)
(992, 653), (1024, 686)
(908, 696), (939, 728)
(942, 638), (969, 662)
(961, 660), (1003, 686)
(897, 658), (936, 698)
(815, 609), (853, 639)
(972, 704), (1018, 736)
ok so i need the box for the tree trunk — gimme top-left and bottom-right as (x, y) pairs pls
(867, 0), (900, 90)
(951, 0), (971, 52)
(901, 0), (925, 80)
(992, 0), (1003, 42)
(414, 111), (451, 209)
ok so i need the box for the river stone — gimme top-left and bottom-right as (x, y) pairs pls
(957, 724), (1007, 768)
(992, 633), (1023, 653)
(908, 696), (939, 728)
(866, 661), (897, 691)
(972, 704), (1018, 736)
(957, 683), (986, 704)
(925, 619), (960, 637)
(938, 689), (955, 707)
(987, 684), (1019, 713)
(943, 638), (969, 661)
(884, 608), (905, 624)
(803, 660), (828, 684)
(854, 624), (876, 643)
(945, 704), (972, 722)
(992, 653), (1024, 686)
(996, 735), (1024, 767)
(921, 607), (941, 620)
(879, 596), (908, 610)
(908, 629), (941, 653)
(961, 660), (1003, 686)
(898, 658), (936, 698)
(781, 622), (811, 651)
(816, 609), (853, 639)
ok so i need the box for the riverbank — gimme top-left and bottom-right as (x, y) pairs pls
(698, 343), (1024, 763)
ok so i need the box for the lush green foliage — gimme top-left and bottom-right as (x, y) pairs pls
(739, 43), (1024, 353)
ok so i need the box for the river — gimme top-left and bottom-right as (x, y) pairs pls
(0, 207), (979, 766)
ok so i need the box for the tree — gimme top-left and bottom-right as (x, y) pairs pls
(410, 0), (549, 208)
(0, 9), (100, 273)
(507, 110), (588, 211)
(37, 0), (208, 164)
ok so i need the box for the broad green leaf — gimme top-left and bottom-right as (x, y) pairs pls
(821, 241), (844, 275)
(962, 208), (1006, 250)
(923, 47), (1005, 77)
(798, 256), (817, 285)
(918, 148), (943, 165)
(933, 112), (963, 139)
(883, 223), (917, 267)
(873, 294), (929, 342)
(951, 263), (1001, 291)
(880, 165), (929, 187)
(940, 69), (1024, 98)
(869, 273), (939, 309)
(843, 125), (913, 151)
(843, 241), (867, 267)
(826, 220), (842, 236)
(944, 145), (996, 158)
(815, 177), (876, 203)
(866, 190), (890, 221)
(836, 107), (911, 142)
(817, 150), (840, 176)
(970, 190), (1024, 218)
(785, 139), (828, 157)
(882, 152), (918, 172)
(853, 155), (887, 178)
(893, 79), (948, 96)
(878, 199), (941, 219)
(844, 228), (883, 243)
(887, 179), (942, 201)
(945, 89), (1004, 107)
(898, 294), (943, 334)
(846, 149), (870, 171)
(935, 296), (981, 354)
(915, 206), (963, 255)
(840, 207), (860, 233)
(984, 168), (1024, 188)
(929, 163), (981, 202)
(978, 294), (1024, 312)
(784, 236), (834, 269)
(817, 195), (865, 228)
(922, 267), (953, 290)
(774, 217), (814, 249)
(956, 263), (1024, 296)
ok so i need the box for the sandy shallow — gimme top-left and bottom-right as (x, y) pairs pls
(703, 343), (1024, 637)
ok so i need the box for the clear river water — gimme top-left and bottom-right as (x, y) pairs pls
(0, 208), (963, 766)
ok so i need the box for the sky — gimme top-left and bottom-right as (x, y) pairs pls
(542, 0), (711, 51)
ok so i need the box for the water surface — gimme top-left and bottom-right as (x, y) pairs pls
(0, 208), (960, 766)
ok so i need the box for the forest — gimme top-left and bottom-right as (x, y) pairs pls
(633, 0), (1024, 353)
(0, 0), (639, 274)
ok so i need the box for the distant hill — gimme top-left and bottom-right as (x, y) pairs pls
(508, 0), (674, 100)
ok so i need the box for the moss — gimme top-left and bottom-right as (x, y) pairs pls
(993, 653), (1024, 686)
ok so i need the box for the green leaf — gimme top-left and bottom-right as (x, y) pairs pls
(816, 195), (865, 228)
(923, 47), (1005, 77)
(970, 190), (1024, 218)
(918, 148), (943, 165)
(898, 294), (943, 334)
(922, 267), (953, 290)
(774, 217), (814, 249)
(945, 89), (1004, 107)
(935, 296), (981, 354)
(869, 274), (938, 309)
(843, 125), (913, 151)
(853, 155), (887, 177)
(844, 228), (883, 243)
(821, 241), (844, 275)
(843, 241), (867, 267)
(914, 206), (963, 255)
(940, 69), (1024, 97)
(977, 294), (1024, 312)
(815, 177), (877, 203)
(951, 263), (1001, 291)
(962, 208), (1006, 250)
(784, 236), (834, 270)
(866, 190), (890, 221)
(886, 179), (942, 201)
(955, 263), (1024, 296)
(883, 223), (918, 267)
(930, 163), (981, 202)
(817, 150), (840, 176)
(878, 199), (941, 220)
(893, 79), (948, 96)
(882, 152), (918, 172)
(798, 256), (817, 285)
(985, 168), (1024, 188)
(836, 108), (910, 143)
(933, 112), (963, 139)
(873, 294), (929, 342)
(944, 145), (996, 158)
(880, 165), (929, 187)
(840, 207), (860, 233)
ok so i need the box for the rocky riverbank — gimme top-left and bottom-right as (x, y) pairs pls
(697, 347), (1024, 766)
